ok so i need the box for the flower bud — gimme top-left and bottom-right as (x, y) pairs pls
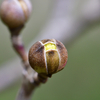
(29, 39), (68, 77)
(0, 0), (32, 28)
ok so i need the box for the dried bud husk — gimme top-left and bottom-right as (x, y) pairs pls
(0, 0), (32, 28)
(29, 39), (68, 77)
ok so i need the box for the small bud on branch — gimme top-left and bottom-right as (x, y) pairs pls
(0, 0), (32, 29)
(0, 0), (32, 66)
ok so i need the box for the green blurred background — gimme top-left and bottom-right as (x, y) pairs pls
(0, 0), (100, 100)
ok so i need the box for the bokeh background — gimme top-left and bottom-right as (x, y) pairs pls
(0, 0), (100, 100)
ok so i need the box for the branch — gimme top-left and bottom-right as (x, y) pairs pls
(9, 24), (48, 100)
(16, 71), (48, 100)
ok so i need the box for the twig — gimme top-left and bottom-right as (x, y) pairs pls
(9, 25), (49, 100)
(10, 25), (29, 69)
(16, 71), (48, 100)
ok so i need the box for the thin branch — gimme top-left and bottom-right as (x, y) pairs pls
(10, 25), (29, 69)
(16, 71), (48, 100)
(9, 25), (49, 100)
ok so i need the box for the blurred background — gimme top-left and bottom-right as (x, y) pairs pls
(0, 0), (100, 100)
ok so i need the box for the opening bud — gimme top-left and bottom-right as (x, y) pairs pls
(29, 39), (68, 77)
